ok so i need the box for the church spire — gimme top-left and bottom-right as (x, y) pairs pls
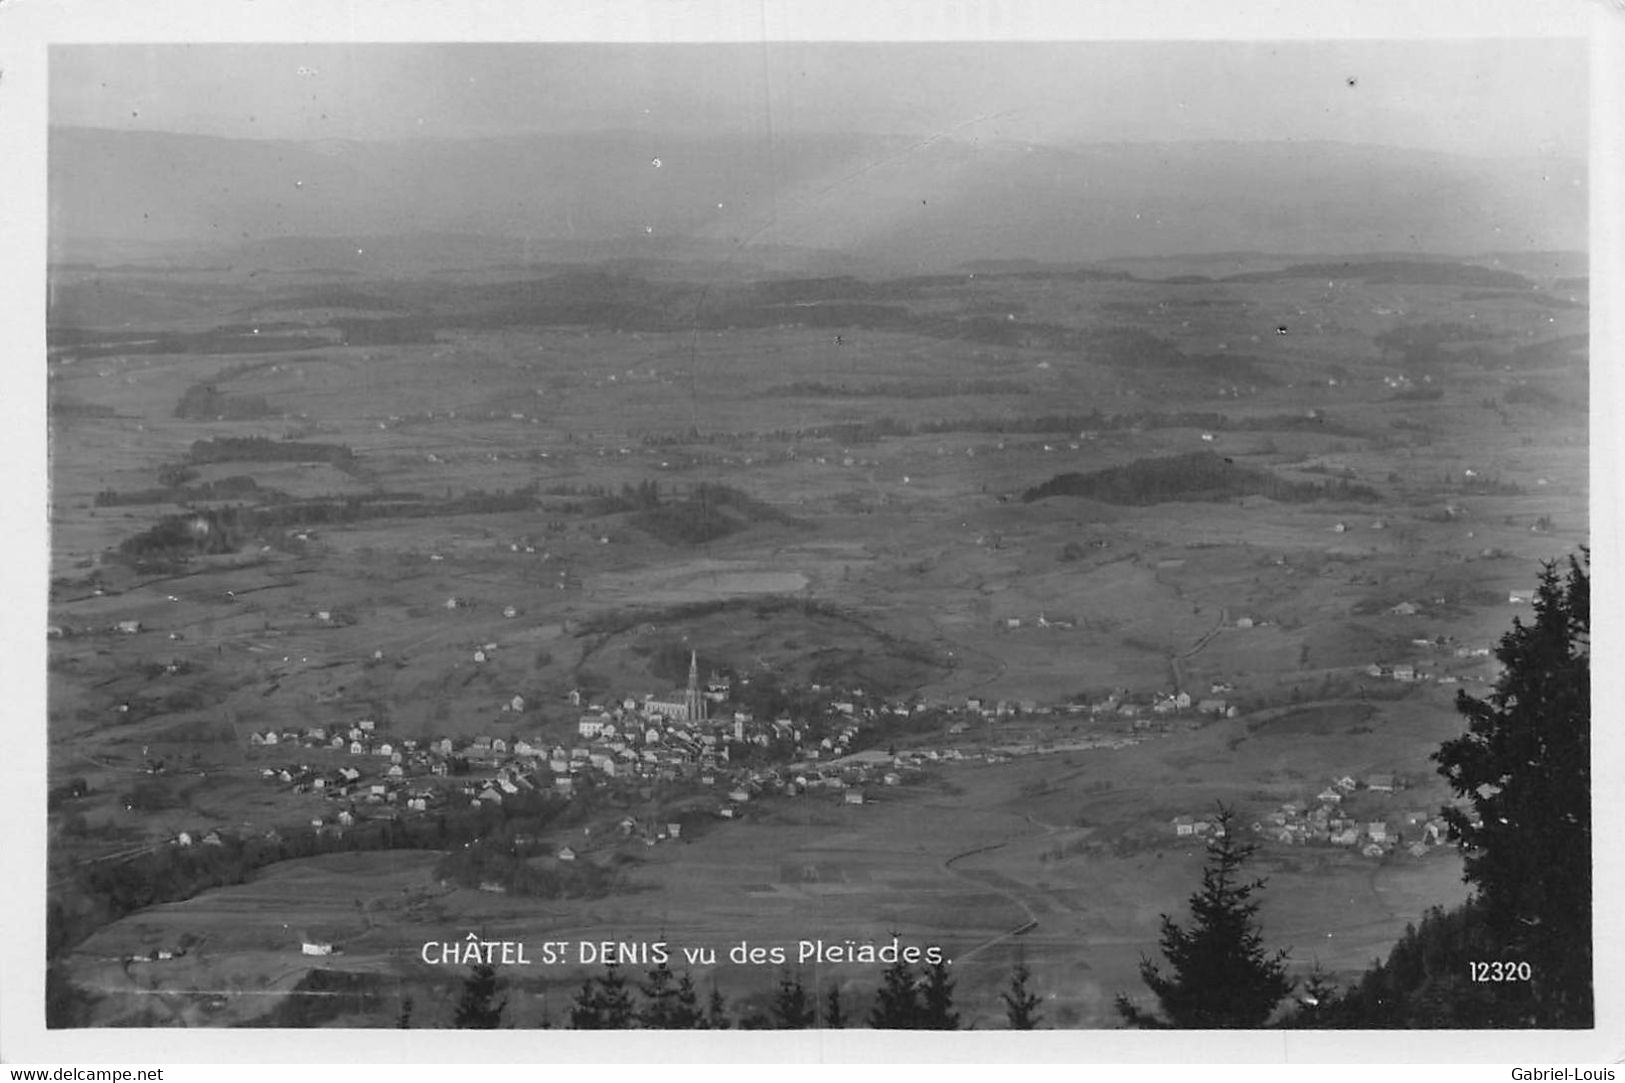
(686, 650), (704, 721)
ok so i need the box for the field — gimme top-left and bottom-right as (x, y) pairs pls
(45, 251), (1586, 1026)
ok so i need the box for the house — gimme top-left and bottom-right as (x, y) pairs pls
(1331, 828), (1360, 846)
(1316, 788), (1343, 804)
(667, 822), (683, 839)
(1196, 698), (1229, 716)
(1389, 601), (1420, 616)
(115, 620), (142, 635)
(1362, 843), (1386, 858)
(1407, 842), (1429, 858)
(1391, 665), (1417, 682)
(1366, 822), (1389, 843)
(843, 791), (865, 806)
(1366, 774), (1396, 793)
(557, 846), (577, 861)
(301, 940), (335, 956)
(1335, 775), (1358, 792)
(1172, 815), (1196, 837)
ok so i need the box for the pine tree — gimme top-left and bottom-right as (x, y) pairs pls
(637, 958), (680, 1028)
(1433, 553), (1591, 1026)
(822, 984), (847, 1029)
(1279, 961), (1339, 1028)
(1001, 962), (1042, 1030)
(918, 959), (959, 1030)
(771, 970), (817, 1028)
(868, 958), (921, 1028)
(570, 963), (636, 1029)
(595, 963), (635, 1028)
(568, 978), (604, 1029)
(1116, 805), (1293, 1027)
(670, 972), (704, 1029)
(703, 984), (732, 1030)
(453, 964), (506, 1029)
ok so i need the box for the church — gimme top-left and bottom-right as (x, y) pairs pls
(643, 651), (708, 723)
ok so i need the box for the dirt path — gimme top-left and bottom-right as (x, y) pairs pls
(941, 828), (1050, 964)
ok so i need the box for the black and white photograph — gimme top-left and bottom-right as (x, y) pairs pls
(6, 0), (1619, 1065)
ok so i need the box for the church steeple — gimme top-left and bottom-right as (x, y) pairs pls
(685, 650), (705, 721)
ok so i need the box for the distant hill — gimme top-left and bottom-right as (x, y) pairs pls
(50, 128), (1585, 271)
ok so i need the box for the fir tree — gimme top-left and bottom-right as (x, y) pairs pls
(637, 958), (681, 1028)
(1116, 805), (1293, 1027)
(1001, 962), (1043, 1030)
(568, 978), (604, 1029)
(570, 963), (636, 1029)
(918, 959), (959, 1030)
(822, 984), (847, 1029)
(595, 963), (636, 1028)
(868, 958), (921, 1028)
(1433, 554), (1591, 1026)
(703, 984), (733, 1030)
(771, 970), (817, 1028)
(453, 964), (506, 1029)
(665, 972), (702, 1029)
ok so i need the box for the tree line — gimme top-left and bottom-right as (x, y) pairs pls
(445, 954), (1042, 1031)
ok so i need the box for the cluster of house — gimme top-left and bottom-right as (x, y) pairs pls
(245, 673), (909, 831)
(240, 671), (1268, 847)
(1171, 774), (1451, 859)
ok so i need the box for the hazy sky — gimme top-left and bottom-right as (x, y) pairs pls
(50, 39), (1587, 159)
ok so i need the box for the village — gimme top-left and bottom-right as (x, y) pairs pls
(205, 633), (1472, 871)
